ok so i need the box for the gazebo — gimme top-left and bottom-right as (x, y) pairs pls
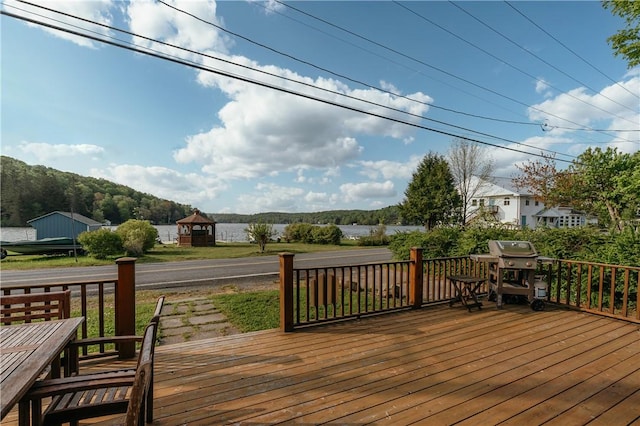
(176, 209), (216, 247)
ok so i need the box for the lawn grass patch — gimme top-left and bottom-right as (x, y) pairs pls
(210, 291), (280, 332)
(1, 240), (362, 269)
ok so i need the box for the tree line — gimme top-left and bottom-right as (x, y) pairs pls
(0, 156), (193, 227)
(213, 205), (407, 226)
(0, 156), (409, 227)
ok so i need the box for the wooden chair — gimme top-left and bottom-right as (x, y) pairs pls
(67, 295), (165, 374)
(64, 296), (165, 422)
(0, 290), (71, 325)
(1, 291), (72, 378)
(24, 320), (158, 426)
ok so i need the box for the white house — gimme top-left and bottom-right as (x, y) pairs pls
(465, 177), (594, 229)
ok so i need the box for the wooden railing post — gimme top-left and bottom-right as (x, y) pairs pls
(279, 253), (295, 332)
(409, 247), (423, 308)
(115, 257), (137, 358)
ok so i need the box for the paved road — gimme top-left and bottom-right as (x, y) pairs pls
(0, 248), (393, 291)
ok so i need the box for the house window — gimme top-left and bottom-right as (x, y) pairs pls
(479, 199), (485, 207)
(504, 197), (510, 206)
(535, 201), (539, 206)
(525, 199), (530, 206)
(471, 199), (477, 206)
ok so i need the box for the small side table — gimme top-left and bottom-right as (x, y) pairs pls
(449, 275), (486, 312)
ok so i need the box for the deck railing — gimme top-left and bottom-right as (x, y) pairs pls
(280, 248), (489, 330)
(280, 248), (639, 330)
(546, 259), (639, 322)
(0, 257), (138, 359)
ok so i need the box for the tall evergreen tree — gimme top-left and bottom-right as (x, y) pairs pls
(399, 153), (462, 230)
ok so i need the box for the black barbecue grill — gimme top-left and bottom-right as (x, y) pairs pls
(472, 240), (547, 311)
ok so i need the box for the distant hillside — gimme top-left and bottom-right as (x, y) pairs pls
(210, 205), (407, 226)
(0, 156), (410, 227)
(0, 156), (193, 227)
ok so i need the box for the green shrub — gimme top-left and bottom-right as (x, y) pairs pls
(77, 228), (123, 259)
(388, 225), (638, 266)
(245, 222), (277, 253)
(310, 224), (343, 245)
(358, 224), (390, 246)
(116, 219), (158, 257)
(592, 227), (640, 266)
(454, 225), (520, 256)
(527, 226), (607, 260)
(283, 223), (315, 243)
(283, 223), (342, 245)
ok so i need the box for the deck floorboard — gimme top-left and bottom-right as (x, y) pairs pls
(3, 304), (639, 425)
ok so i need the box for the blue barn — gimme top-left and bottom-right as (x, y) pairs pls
(27, 211), (103, 240)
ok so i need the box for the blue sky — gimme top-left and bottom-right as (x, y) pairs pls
(2, 1), (639, 214)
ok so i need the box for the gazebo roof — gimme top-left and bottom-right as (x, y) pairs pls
(176, 209), (215, 225)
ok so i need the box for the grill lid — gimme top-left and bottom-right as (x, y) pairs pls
(488, 240), (537, 257)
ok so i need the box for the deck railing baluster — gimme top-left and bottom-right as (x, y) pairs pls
(280, 251), (637, 329)
(0, 258), (135, 358)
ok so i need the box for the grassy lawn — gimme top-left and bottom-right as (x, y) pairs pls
(210, 291), (280, 332)
(0, 240), (362, 270)
(209, 286), (408, 332)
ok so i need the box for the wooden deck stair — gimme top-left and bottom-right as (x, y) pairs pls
(4, 304), (639, 425)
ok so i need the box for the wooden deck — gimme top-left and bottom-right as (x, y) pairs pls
(4, 304), (640, 425)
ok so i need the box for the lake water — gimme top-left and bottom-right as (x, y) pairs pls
(1, 224), (423, 243)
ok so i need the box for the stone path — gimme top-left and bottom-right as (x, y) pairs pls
(157, 297), (240, 345)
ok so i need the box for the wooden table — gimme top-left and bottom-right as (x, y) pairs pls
(449, 275), (486, 312)
(0, 317), (84, 420)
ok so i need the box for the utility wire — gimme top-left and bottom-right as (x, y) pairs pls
(254, 1), (544, 129)
(258, 1), (636, 136)
(158, 0), (538, 128)
(9, 0), (577, 159)
(447, 1), (638, 116)
(505, 1), (640, 101)
(0, 9), (576, 164)
(273, 0), (635, 144)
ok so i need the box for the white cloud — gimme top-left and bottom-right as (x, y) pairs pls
(91, 164), (227, 208)
(304, 191), (329, 204)
(249, 0), (285, 14)
(123, 0), (434, 192)
(358, 156), (422, 180)
(173, 54), (432, 181)
(340, 181), (396, 203)
(3, 0), (115, 48)
(488, 135), (574, 177)
(235, 182), (305, 214)
(528, 74), (640, 154)
(535, 78), (552, 98)
(126, 0), (231, 62)
(18, 142), (105, 162)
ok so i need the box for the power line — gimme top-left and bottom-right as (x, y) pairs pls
(273, 0), (635, 144)
(447, 1), (638, 117)
(158, 0), (540, 129)
(254, 0), (547, 130)
(8, 0), (577, 159)
(0, 8), (577, 164)
(505, 1), (640, 102)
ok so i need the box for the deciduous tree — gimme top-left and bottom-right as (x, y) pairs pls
(513, 153), (566, 205)
(447, 138), (494, 225)
(245, 222), (277, 253)
(514, 148), (640, 231)
(603, 0), (640, 68)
